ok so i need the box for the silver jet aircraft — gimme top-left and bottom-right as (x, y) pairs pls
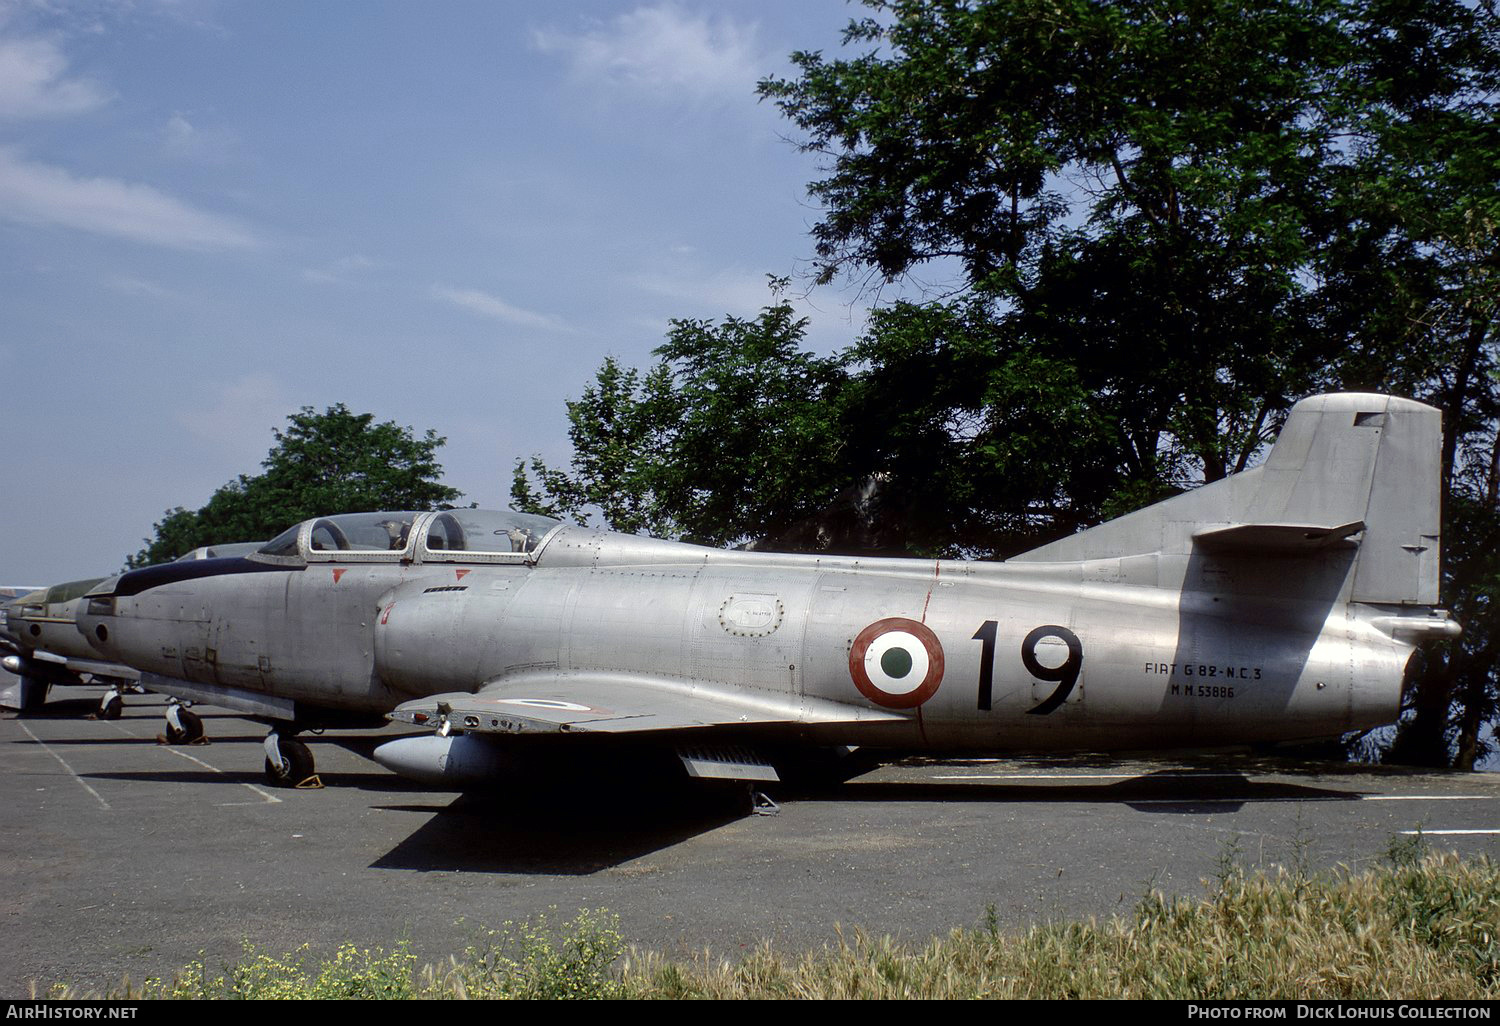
(65, 393), (1457, 789)
(1, 543), (262, 718)
(0, 584), (43, 710)
(1, 578), (139, 715)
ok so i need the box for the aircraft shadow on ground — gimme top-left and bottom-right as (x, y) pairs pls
(368, 765), (1369, 875)
(370, 790), (750, 875)
(6, 700), (243, 721)
(3, 699), (114, 719)
(83, 769), (438, 792)
(84, 769), (285, 788)
(17, 734), (269, 749)
(789, 769), (1367, 815)
(891, 751), (1430, 780)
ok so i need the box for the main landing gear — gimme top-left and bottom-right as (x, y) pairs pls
(263, 728), (321, 789)
(90, 679), (146, 721)
(93, 685), (124, 721)
(151, 702), (323, 789)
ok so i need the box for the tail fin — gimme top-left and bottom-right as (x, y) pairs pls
(1010, 393), (1442, 606)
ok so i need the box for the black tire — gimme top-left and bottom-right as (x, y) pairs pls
(264, 736), (315, 787)
(164, 707), (204, 744)
(98, 693), (123, 720)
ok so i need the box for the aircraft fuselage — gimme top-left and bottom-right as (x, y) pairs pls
(77, 534), (1412, 751)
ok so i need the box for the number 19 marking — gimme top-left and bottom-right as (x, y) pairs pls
(973, 621), (1084, 716)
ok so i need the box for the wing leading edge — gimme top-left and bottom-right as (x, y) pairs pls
(387, 670), (908, 736)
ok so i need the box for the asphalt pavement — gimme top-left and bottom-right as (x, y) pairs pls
(3, 686), (1497, 995)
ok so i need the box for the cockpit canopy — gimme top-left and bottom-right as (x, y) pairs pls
(254, 509), (563, 565)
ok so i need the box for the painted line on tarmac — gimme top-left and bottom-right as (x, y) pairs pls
(105, 716), (281, 804)
(1127, 794), (1492, 806)
(1362, 795), (1494, 801)
(157, 746), (282, 805)
(1401, 828), (1500, 836)
(18, 721), (110, 810)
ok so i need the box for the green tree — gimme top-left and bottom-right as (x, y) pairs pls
(762, 0), (1385, 487)
(128, 405), (461, 567)
(513, 289), (851, 547)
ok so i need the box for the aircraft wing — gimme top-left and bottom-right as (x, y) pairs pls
(62, 655), (141, 682)
(387, 671), (907, 736)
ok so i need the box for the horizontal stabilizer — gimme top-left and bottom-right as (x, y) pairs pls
(389, 671), (907, 736)
(1192, 521), (1364, 554)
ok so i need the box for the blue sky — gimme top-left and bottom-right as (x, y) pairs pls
(0, 0), (881, 583)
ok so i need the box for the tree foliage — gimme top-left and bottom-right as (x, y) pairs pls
(129, 405), (461, 567)
(514, 289), (850, 547)
(520, 0), (1499, 766)
(759, 0), (1496, 480)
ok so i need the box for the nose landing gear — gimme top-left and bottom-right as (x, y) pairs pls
(157, 701), (205, 745)
(263, 729), (321, 789)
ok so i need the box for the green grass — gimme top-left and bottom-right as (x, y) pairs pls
(45, 845), (1500, 1000)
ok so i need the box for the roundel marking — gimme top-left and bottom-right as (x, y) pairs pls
(495, 698), (594, 712)
(849, 617), (945, 709)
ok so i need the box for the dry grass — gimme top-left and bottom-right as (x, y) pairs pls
(620, 851), (1497, 999)
(44, 844), (1499, 1000)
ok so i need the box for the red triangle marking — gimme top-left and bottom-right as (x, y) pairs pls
(332, 568), (347, 583)
(455, 568), (471, 581)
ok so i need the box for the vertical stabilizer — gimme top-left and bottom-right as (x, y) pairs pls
(1010, 394), (1442, 606)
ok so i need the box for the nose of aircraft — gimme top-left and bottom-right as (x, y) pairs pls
(0, 595), (31, 652)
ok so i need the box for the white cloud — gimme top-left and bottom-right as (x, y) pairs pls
(2, 1), (229, 37)
(432, 285), (570, 332)
(0, 146), (260, 249)
(104, 273), (178, 299)
(302, 254), (376, 286)
(0, 31), (110, 119)
(161, 111), (238, 163)
(533, 4), (764, 105)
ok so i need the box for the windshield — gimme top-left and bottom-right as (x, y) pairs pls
(44, 578), (106, 605)
(309, 511), (423, 552)
(258, 524), (302, 558)
(423, 509), (560, 556)
(255, 511), (426, 562)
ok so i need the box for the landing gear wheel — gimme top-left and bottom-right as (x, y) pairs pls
(96, 691), (123, 720)
(264, 735), (319, 788)
(161, 706), (204, 744)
